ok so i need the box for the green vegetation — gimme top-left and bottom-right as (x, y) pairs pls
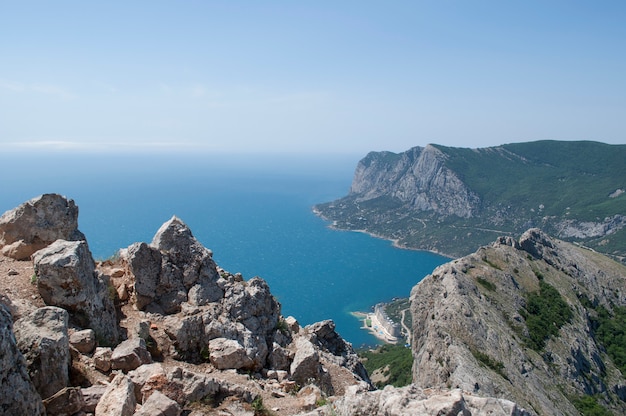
(358, 344), (413, 388)
(438, 141), (626, 220)
(251, 396), (273, 416)
(476, 277), (496, 292)
(471, 349), (508, 380)
(30, 274), (37, 285)
(315, 141), (626, 259)
(572, 395), (613, 416)
(519, 281), (573, 351)
(589, 304), (626, 376)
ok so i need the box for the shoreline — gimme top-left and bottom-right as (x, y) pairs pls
(311, 207), (452, 259)
(350, 310), (399, 345)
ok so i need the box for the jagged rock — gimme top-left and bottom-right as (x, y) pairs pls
(14, 306), (69, 400)
(94, 346), (113, 372)
(269, 342), (294, 371)
(95, 373), (136, 416)
(284, 315), (300, 334)
(81, 384), (107, 413)
(332, 385), (529, 416)
(32, 239), (119, 345)
(127, 216), (222, 314)
(163, 313), (205, 359)
(290, 337), (321, 385)
(305, 320), (371, 386)
(42, 386), (84, 416)
(69, 328), (96, 354)
(134, 390), (182, 416)
(127, 217), (281, 371)
(0, 194), (85, 260)
(111, 337), (152, 372)
(519, 228), (556, 261)
(0, 303), (45, 415)
(128, 362), (166, 403)
(209, 337), (255, 370)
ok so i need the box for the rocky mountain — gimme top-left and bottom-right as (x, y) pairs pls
(314, 140), (626, 261)
(409, 228), (626, 415)
(2, 193), (534, 415)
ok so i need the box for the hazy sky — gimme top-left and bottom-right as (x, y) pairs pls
(1, 1), (625, 155)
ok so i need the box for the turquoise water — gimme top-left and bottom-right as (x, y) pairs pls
(0, 153), (448, 347)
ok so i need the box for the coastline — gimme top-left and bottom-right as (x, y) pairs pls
(351, 310), (399, 345)
(312, 205), (452, 259)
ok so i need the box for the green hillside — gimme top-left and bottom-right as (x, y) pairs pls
(315, 141), (626, 261)
(435, 141), (626, 220)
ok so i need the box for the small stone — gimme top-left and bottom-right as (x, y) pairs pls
(70, 329), (96, 354)
(8, 268), (18, 276)
(94, 347), (113, 372)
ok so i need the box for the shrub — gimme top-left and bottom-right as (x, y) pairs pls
(358, 344), (413, 388)
(520, 281), (572, 351)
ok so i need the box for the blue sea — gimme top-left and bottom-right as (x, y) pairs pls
(0, 152), (448, 347)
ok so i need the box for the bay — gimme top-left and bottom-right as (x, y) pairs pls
(0, 152), (449, 347)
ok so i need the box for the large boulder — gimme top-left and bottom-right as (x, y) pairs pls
(209, 337), (254, 370)
(42, 386), (84, 416)
(111, 337), (153, 372)
(0, 304), (45, 415)
(13, 306), (70, 400)
(33, 239), (119, 345)
(95, 373), (137, 416)
(0, 194), (84, 260)
(134, 390), (181, 416)
(290, 337), (321, 385)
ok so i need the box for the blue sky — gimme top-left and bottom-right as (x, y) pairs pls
(1, 1), (625, 155)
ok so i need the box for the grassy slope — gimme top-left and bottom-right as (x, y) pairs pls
(434, 141), (626, 220)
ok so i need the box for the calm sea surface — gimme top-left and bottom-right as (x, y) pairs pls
(1, 153), (449, 347)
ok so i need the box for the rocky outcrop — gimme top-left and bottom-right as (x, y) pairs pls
(0, 193), (84, 260)
(0, 195), (374, 414)
(33, 239), (119, 345)
(410, 228), (626, 415)
(111, 337), (153, 372)
(0, 303), (45, 415)
(349, 145), (479, 218)
(13, 306), (70, 400)
(127, 216), (222, 314)
(331, 384), (529, 416)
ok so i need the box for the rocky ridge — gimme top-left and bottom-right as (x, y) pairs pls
(410, 228), (626, 415)
(0, 193), (533, 415)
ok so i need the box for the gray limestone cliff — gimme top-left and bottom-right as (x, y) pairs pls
(349, 145), (479, 218)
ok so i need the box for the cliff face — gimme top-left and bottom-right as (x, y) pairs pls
(314, 140), (626, 261)
(350, 145), (479, 218)
(410, 229), (626, 415)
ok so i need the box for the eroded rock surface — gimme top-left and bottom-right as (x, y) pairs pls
(13, 306), (70, 400)
(0, 193), (84, 260)
(33, 239), (119, 345)
(0, 303), (45, 415)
